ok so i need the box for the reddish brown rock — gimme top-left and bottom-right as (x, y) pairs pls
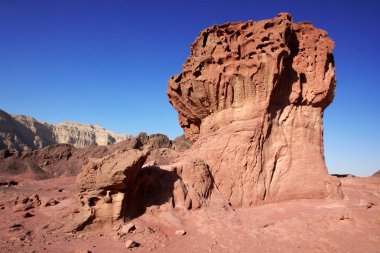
(168, 13), (342, 207)
(75, 149), (213, 229)
(76, 150), (149, 228)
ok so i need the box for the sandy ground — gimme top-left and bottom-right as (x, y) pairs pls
(0, 175), (379, 253)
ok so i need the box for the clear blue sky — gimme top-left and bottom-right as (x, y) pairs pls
(0, 0), (379, 176)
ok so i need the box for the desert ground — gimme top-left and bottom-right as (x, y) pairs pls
(0, 174), (379, 253)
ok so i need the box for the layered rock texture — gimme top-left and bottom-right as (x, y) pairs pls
(76, 148), (208, 228)
(0, 109), (130, 151)
(168, 13), (342, 207)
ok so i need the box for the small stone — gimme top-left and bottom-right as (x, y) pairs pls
(339, 215), (351, 220)
(175, 229), (186, 236)
(43, 198), (60, 207)
(10, 223), (23, 229)
(125, 240), (139, 249)
(121, 223), (136, 234)
(104, 190), (112, 203)
(23, 212), (34, 218)
(75, 250), (92, 253)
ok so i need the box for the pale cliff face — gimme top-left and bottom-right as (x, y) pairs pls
(0, 109), (130, 151)
(53, 121), (130, 148)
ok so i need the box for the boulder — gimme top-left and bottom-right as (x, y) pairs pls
(76, 149), (149, 228)
(75, 150), (214, 229)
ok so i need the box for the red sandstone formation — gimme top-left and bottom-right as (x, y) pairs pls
(76, 153), (213, 228)
(168, 13), (342, 207)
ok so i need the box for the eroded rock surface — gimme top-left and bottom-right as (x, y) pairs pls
(168, 13), (342, 206)
(76, 151), (212, 229)
(76, 150), (149, 228)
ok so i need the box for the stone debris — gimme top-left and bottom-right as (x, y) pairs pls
(125, 240), (139, 249)
(121, 223), (136, 234)
(175, 229), (186, 236)
(43, 198), (60, 207)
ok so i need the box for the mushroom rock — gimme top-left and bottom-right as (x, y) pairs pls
(168, 13), (343, 207)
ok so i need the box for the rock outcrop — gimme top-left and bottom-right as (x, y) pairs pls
(76, 152), (212, 229)
(0, 109), (130, 151)
(168, 13), (342, 207)
(76, 150), (149, 228)
(0, 132), (191, 179)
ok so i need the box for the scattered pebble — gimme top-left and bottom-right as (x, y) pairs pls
(23, 212), (34, 218)
(44, 198), (60, 207)
(74, 250), (92, 253)
(175, 229), (186, 236)
(121, 223), (136, 234)
(125, 239), (139, 249)
(339, 215), (351, 220)
(262, 222), (274, 228)
(10, 223), (23, 229)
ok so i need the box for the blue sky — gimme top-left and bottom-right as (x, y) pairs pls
(0, 0), (379, 176)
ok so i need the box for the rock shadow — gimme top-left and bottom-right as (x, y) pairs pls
(122, 166), (181, 219)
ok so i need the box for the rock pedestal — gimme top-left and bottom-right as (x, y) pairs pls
(168, 13), (342, 207)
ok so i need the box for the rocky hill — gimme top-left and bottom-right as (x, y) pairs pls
(0, 132), (192, 179)
(0, 109), (130, 151)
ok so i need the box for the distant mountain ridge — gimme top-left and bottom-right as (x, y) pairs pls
(0, 109), (131, 151)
